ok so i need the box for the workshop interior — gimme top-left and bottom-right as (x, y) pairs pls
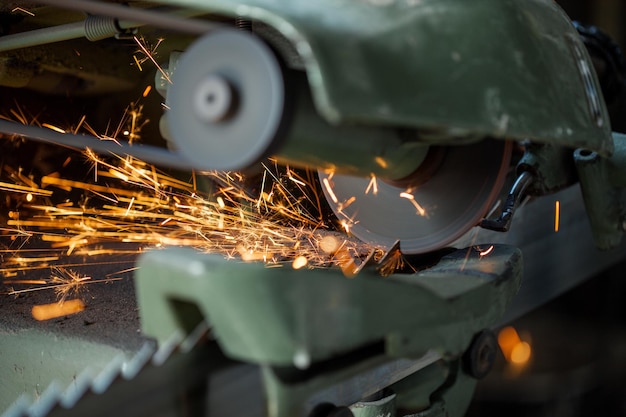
(1, 1), (626, 416)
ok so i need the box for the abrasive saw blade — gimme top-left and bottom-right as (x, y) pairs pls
(318, 139), (512, 254)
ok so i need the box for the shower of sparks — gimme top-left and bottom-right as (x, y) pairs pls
(51, 267), (89, 302)
(14, 155), (353, 261)
(0, 100), (385, 300)
(133, 35), (170, 83)
(376, 247), (404, 277)
(5, 266), (122, 301)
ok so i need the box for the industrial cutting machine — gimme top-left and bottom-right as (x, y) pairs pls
(0, 1), (625, 416)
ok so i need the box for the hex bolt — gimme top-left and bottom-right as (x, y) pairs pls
(463, 329), (498, 379)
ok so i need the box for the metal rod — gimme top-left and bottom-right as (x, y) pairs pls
(36, 0), (219, 35)
(0, 7), (212, 53)
(0, 119), (194, 171)
(0, 21), (86, 53)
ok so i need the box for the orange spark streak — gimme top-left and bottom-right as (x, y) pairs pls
(125, 197), (135, 217)
(42, 123), (65, 134)
(365, 174), (378, 195)
(554, 200), (560, 232)
(339, 196), (356, 211)
(0, 106), (375, 283)
(292, 256), (308, 269)
(399, 192), (427, 217)
(32, 299), (85, 321)
(498, 326), (532, 367)
(374, 156), (388, 169)
(0, 181), (52, 196)
(133, 55), (143, 71)
(12, 7), (35, 16)
(288, 175), (306, 186)
(134, 36), (171, 83)
(322, 178), (338, 204)
(479, 245), (494, 257)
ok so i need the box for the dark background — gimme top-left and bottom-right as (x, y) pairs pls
(559, 0), (625, 48)
(466, 3), (626, 417)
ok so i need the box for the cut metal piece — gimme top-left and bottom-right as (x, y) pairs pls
(167, 29), (288, 171)
(319, 140), (512, 254)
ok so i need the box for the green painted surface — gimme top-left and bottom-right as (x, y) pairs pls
(0, 329), (133, 412)
(154, 0), (612, 154)
(136, 245), (521, 365)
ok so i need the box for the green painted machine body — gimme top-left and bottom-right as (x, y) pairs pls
(135, 245), (521, 416)
(156, 0), (613, 155)
(136, 245), (521, 366)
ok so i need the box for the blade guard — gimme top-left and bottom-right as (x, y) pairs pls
(154, 0), (612, 155)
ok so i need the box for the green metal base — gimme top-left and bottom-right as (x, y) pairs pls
(135, 244), (521, 416)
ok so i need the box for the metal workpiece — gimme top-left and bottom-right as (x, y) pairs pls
(574, 132), (626, 249)
(152, 0), (612, 154)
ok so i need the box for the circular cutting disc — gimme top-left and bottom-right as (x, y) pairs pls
(318, 140), (512, 254)
(167, 29), (287, 171)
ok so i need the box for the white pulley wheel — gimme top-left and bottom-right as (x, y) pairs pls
(167, 29), (287, 171)
(193, 75), (235, 123)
